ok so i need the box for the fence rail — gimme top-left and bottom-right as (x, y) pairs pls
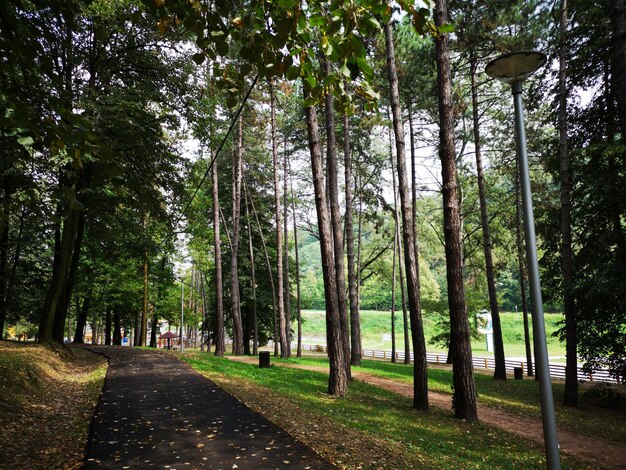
(296, 342), (621, 385)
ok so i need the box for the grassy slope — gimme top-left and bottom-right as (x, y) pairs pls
(301, 309), (566, 357)
(275, 355), (626, 444)
(0, 341), (107, 469)
(183, 352), (587, 469)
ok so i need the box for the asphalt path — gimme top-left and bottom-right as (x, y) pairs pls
(84, 346), (333, 469)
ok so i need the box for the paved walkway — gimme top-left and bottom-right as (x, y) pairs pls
(84, 347), (333, 469)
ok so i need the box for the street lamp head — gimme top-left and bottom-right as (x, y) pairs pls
(485, 51), (547, 84)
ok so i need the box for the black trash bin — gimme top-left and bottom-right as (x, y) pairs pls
(259, 351), (271, 368)
(514, 367), (523, 380)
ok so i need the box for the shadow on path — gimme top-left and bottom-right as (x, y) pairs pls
(84, 347), (333, 469)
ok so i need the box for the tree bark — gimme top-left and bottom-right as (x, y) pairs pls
(322, 59), (351, 376)
(139, 248), (148, 347)
(0, 181), (10, 335)
(383, 19), (429, 410)
(344, 112), (361, 365)
(304, 99), (348, 396)
(245, 191), (258, 355)
(611, 0), (626, 139)
(290, 163), (303, 357)
(39, 206), (81, 343)
(113, 305), (122, 346)
(230, 113), (245, 355)
(397, 214), (410, 365)
(283, 141), (292, 357)
(269, 81), (288, 358)
(73, 296), (91, 344)
(213, 148), (225, 357)
(435, 0), (478, 421)
(246, 183), (280, 357)
(470, 58), (506, 380)
(391, 208), (397, 364)
(0, 201), (25, 335)
(559, 0), (577, 407)
(105, 307), (112, 346)
(201, 272), (210, 352)
(515, 162), (534, 376)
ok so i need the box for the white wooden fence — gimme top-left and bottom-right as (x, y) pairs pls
(295, 342), (621, 384)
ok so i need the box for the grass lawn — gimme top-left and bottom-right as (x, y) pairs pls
(272, 355), (626, 445)
(182, 352), (589, 469)
(301, 309), (567, 359)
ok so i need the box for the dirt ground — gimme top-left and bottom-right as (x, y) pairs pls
(227, 356), (626, 469)
(0, 342), (108, 469)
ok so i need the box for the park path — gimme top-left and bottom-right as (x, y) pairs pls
(84, 347), (334, 469)
(227, 356), (626, 469)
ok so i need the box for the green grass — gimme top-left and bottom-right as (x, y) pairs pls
(271, 355), (626, 444)
(182, 352), (587, 469)
(301, 309), (567, 358)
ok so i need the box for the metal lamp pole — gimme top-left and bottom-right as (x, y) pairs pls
(486, 51), (561, 470)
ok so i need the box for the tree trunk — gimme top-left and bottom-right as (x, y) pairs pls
(245, 191), (258, 356)
(39, 206), (81, 343)
(383, 19), (428, 410)
(389, 123), (411, 365)
(52, 211), (85, 343)
(213, 148), (225, 357)
(397, 215), (410, 365)
(0, 181), (10, 335)
(269, 81), (288, 358)
(389, 123), (399, 364)
(290, 164), (303, 357)
(201, 273), (211, 352)
(73, 296), (91, 344)
(105, 307), (112, 346)
(515, 162), (534, 376)
(356, 173), (363, 320)
(113, 306), (122, 345)
(149, 306), (158, 348)
(470, 58), (506, 381)
(133, 309), (139, 346)
(434, 0), (478, 421)
(322, 59), (351, 376)
(304, 99), (348, 397)
(408, 106), (419, 278)
(559, 0), (577, 407)
(230, 113), (245, 355)
(611, 0), (626, 139)
(0, 202), (25, 335)
(390, 207), (397, 364)
(246, 183), (280, 357)
(344, 112), (361, 365)
(283, 143), (292, 356)
(139, 249), (148, 347)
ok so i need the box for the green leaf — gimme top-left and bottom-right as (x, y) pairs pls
(17, 136), (34, 147)
(95, 26), (109, 41)
(192, 52), (205, 65)
(226, 95), (238, 109)
(305, 74), (317, 89)
(439, 23), (454, 33)
(347, 61), (360, 80)
(341, 62), (352, 78)
(327, 20), (342, 35)
(286, 65), (301, 81)
(367, 17), (381, 30)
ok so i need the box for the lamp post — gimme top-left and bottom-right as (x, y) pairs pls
(485, 51), (561, 470)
